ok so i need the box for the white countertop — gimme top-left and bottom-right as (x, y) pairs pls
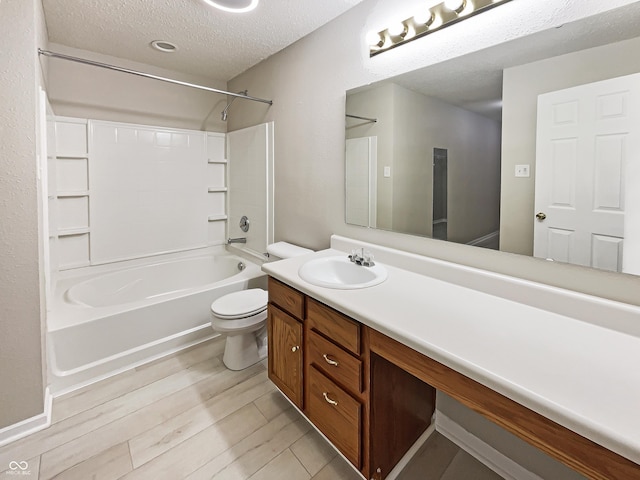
(262, 246), (640, 466)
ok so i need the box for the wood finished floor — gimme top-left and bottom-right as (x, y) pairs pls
(0, 338), (503, 480)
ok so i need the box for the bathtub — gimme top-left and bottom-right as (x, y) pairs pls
(47, 247), (267, 395)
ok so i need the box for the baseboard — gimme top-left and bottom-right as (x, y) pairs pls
(386, 422), (437, 480)
(466, 230), (500, 247)
(436, 413), (543, 480)
(0, 387), (52, 448)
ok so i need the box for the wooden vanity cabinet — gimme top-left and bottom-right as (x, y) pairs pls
(305, 298), (369, 471)
(267, 278), (305, 409)
(268, 278), (640, 480)
(267, 277), (434, 480)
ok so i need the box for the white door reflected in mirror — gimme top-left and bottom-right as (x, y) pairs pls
(534, 73), (640, 275)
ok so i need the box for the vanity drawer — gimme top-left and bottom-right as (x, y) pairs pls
(268, 277), (305, 320)
(307, 298), (360, 355)
(308, 330), (362, 393)
(307, 366), (361, 468)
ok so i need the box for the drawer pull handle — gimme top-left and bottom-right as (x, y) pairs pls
(323, 392), (338, 406)
(323, 354), (339, 367)
(291, 345), (300, 352)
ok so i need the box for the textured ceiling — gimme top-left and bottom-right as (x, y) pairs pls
(42, 0), (365, 81)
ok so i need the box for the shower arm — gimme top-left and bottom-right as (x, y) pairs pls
(222, 90), (248, 121)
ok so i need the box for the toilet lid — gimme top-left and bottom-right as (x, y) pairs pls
(211, 288), (268, 319)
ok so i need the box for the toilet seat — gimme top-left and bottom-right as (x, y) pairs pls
(210, 289), (268, 320)
(210, 309), (267, 332)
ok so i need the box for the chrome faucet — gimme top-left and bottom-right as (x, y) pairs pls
(348, 248), (375, 267)
(227, 237), (247, 244)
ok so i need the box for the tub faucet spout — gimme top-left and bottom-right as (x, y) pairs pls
(228, 237), (247, 244)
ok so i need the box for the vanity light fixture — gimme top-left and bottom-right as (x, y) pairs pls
(388, 22), (409, 38)
(202, 0), (259, 13)
(413, 10), (436, 28)
(368, 0), (512, 57)
(366, 30), (385, 48)
(444, 0), (467, 14)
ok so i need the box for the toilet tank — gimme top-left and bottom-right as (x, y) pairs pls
(266, 242), (313, 260)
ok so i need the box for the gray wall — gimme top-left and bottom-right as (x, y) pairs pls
(347, 83), (501, 241)
(47, 43), (230, 132)
(2, 0), (639, 462)
(226, 0), (640, 476)
(0, 0), (48, 429)
(228, 0), (640, 306)
(346, 84), (395, 230)
(500, 35), (640, 255)
(437, 392), (587, 480)
(391, 84), (501, 242)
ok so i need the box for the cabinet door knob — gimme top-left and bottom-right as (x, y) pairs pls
(291, 345), (300, 352)
(323, 354), (339, 366)
(323, 392), (338, 406)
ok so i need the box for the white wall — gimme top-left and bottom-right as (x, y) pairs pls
(228, 0), (640, 306)
(227, 123), (274, 256)
(89, 121), (211, 263)
(0, 0), (48, 429)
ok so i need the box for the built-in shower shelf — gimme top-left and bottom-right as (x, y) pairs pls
(58, 227), (90, 237)
(206, 134), (227, 246)
(57, 191), (90, 198)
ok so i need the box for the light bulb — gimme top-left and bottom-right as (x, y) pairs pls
(388, 22), (407, 37)
(414, 10), (435, 27)
(366, 30), (384, 48)
(443, 0), (466, 13)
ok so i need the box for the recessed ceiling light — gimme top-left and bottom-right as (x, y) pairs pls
(150, 40), (178, 53)
(202, 0), (259, 13)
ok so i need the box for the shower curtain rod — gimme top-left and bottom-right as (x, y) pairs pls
(38, 49), (273, 106)
(346, 114), (377, 123)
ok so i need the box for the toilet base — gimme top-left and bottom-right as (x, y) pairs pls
(222, 332), (268, 371)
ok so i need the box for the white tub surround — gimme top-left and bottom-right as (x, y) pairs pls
(262, 235), (640, 478)
(49, 117), (228, 272)
(48, 247), (266, 394)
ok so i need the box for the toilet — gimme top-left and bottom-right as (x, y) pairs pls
(211, 241), (313, 370)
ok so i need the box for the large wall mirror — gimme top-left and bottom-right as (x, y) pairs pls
(345, 3), (640, 277)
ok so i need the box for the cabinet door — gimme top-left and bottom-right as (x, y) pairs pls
(268, 305), (304, 408)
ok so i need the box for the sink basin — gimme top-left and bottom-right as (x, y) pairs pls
(298, 256), (388, 289)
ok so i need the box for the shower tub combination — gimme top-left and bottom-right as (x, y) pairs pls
(47, 247), (267, 394)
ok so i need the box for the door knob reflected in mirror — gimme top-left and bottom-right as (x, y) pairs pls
(536, 212), (547, 221)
